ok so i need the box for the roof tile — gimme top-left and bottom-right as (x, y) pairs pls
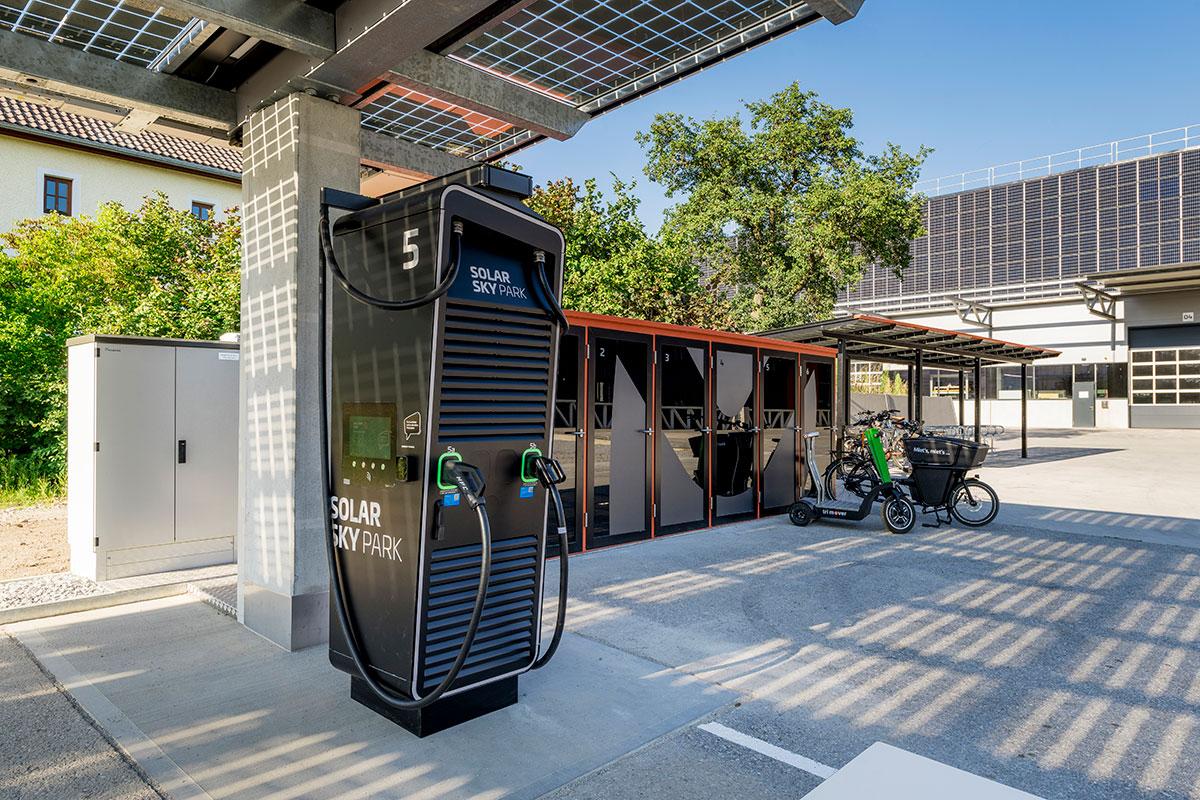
(0, 96), (241, 175)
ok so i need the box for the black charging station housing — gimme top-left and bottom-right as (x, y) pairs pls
(325, 167), (565, 735)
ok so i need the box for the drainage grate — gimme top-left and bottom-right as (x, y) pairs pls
(188, 578), (236, 618)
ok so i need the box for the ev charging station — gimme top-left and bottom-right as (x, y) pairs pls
(317, 166), (571, 736)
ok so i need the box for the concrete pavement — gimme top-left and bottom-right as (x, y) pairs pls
(5, 428), (1200, 799)
(0, 632), (161, 799)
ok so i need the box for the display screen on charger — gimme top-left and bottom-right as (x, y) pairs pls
(347, 414), (392, 460)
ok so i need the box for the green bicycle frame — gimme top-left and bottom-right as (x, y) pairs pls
(864, 427), (892, 485)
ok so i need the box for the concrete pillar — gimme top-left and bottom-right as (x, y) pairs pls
(237, 93), (360, 650)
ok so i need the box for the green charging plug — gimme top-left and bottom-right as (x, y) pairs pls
(520, 446), (542, 483)
(436, 451), (463, 490)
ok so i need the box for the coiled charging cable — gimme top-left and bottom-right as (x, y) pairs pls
(319, 206), (463, 311)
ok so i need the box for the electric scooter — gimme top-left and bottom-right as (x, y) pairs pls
(789, 428), (918, 535)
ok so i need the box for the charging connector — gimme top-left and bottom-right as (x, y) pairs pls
(530, 455), (568, 670)
(444, 461), (487, 510)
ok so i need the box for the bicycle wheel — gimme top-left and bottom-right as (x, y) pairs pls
(948, 478), (999, 527)
(824, 457), (878, 499)
(822, 457), (857, 498)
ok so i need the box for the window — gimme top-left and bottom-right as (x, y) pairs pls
(1131, 348), (1200, 405)
(43, 176), (72, 215)
(980, 366), (998, 400)
(191, 201), (214, 221)
(1097, 363), (1128, 399)
(1034, 365), (1073, 399)
(997, 366), (1026, 399)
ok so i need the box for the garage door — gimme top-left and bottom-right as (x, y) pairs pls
(1129, 324), (1200, 428)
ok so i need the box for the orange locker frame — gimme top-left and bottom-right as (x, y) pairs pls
(551, 311), (836, 553)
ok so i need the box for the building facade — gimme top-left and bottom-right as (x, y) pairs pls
(841, 133), (1200, 429)
(0, 95), (241, 232)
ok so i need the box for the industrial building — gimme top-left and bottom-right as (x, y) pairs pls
(840, 128), (1200, 429)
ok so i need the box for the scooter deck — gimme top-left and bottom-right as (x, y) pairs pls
(815, 497), (870, 513)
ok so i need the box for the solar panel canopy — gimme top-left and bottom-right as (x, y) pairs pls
(0, 0), (833, 164)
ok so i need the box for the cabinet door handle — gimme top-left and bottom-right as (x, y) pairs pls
(178, 440), (187, 464)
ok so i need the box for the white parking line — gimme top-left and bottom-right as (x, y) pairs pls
(698, 722), (837, 780)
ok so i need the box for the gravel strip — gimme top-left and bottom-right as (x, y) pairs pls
(0, 573), (109, 611)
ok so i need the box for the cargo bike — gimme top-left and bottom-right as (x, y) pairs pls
(789, 426), (999, 534)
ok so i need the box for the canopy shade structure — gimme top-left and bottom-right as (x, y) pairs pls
(0, 0), (863, 175)
(759, 313), (1061, 457)
(1082, 263), (1200, 296)
(759, 313), (1060, 369)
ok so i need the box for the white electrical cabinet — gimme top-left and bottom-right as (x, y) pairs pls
(67, 335), (239, 580)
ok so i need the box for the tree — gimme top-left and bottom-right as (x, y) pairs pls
(0, 194), (240, 490)
(526, 176), (730, 328)
(637, 82), (930, 331)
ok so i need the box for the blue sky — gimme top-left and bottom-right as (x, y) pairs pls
(514, 0), (1199, 229)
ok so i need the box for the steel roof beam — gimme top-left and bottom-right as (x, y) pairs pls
(386, 51), (588, 141)
(359, 129), (475, 180)
(235, 0), (501, 123)
(806, 0), (865, 24)
(0, 27), (234, 133)
(135, 0), (335, 57)
(832, 332), (1041, 365)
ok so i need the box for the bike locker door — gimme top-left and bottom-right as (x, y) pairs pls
(712, 345), (758, 522)
(802, 358), (835, 492)
(655, 337), (710, 535)
(760, 351), (799, 513)
(588, 331), (652, 547)
(550, 331), (585, 554)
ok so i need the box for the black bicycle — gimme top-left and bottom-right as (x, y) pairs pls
(824, 410), (921, 500)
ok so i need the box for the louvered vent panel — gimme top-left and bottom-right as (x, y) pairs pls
(438, 302), (552, 442)
(420, 535), (539, 690)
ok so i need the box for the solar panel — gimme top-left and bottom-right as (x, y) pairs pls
(450, 0), (810, 107)
(0, 1), (194, 68)
(359, 86), (530, 159)
(842, 151), (1196, 313)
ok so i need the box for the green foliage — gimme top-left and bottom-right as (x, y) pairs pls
(637, 82), (930, 331)
(0, 454), (59, 507)
(0, 194), (240, 494)
(526, 176), (731, 328)
(882, 371), (909, 397)
(849, 370), (909, 396)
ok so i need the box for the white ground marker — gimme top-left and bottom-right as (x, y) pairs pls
(698, 721), (837, 780)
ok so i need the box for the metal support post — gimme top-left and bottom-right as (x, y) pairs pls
(973, 359), (982, 444)
(957, 369), (965, 426)
(1020, 363), (1029, 458)
(838, 340), (851, 452)
(914, 350), (924, 424)
(906, 364), (914, 420)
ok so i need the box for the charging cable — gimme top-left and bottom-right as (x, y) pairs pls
(320, 206), (464, 311)
(531, 250), (570, 333)
(530, 456), (569, 669)
(318, 208), (493, 711)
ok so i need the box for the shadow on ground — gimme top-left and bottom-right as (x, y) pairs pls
(985, 446), (1122, 467)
